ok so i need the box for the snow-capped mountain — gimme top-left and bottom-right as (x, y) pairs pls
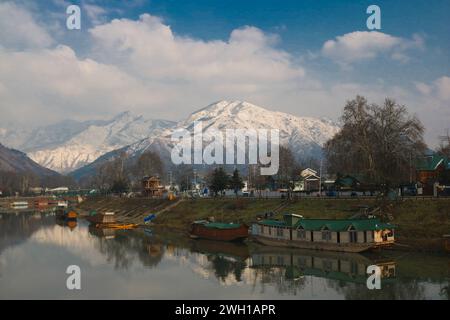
(148, 100), (339, 159)
(0, 112), (175, 173)
(71, 101), (340, 179)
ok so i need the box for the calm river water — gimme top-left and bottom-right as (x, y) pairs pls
(0, 211), (448, 299)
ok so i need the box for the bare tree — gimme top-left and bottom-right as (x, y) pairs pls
(437, 130), (450, 158)
(277, 146), (299, 190)
(325, 96), (426, 191)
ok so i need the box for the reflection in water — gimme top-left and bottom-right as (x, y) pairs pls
(0, 212), (448, 299)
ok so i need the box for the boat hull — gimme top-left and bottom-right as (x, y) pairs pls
(190, 224), (249, 242)
(86, 214), (115, 224)
(251, 235), (376, 253)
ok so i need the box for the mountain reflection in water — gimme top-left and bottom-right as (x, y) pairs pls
(0, 211), (448, 299)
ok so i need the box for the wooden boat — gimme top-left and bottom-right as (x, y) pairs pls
(56, 209), (78, 220)
(251, 213), (396, 253)
(34, 199), (49, 208)
(190, 220), (249, 242)
(443, 235), (450, 252)
(93, 223), (138, 230)
(10, 201), (29, 209)
(86, 211), (116, 224)
(57, 200), (68, 208)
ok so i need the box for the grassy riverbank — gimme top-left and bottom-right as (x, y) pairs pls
(77, 197), (450, 252)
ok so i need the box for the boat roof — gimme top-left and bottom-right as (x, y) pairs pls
(193, 220), (242, 229)
(259, 217), (395, 232)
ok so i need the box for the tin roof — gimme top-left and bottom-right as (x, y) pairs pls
(193, 221), (243, 229)
(258, 214), (395, 232)
(416, 154), (448, 171)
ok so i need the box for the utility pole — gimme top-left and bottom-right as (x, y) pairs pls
(409, 152), (413, 184)
(193, 168), (197, 191)
(319, 158), (323, 197)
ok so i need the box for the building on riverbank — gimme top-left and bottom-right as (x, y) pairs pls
(142, 176), (165, 197)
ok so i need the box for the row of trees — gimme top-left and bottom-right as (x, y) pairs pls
(90, 151), (164, 193)
(0, 170), (76, 196)
(207, 168), (245, 196)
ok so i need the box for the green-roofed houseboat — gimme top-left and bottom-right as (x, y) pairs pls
(190, 221), (249, 242)
(251, 214), (395, 253)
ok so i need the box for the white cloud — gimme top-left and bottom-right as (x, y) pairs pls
(0, 5), (445, 147)
(0, 45), (161, 122)
(416, 76), (450, 102)
(89, 15), (304, 84)
(84, 4), (107, 25)
(0, 12), (307, 123)
(434, 76), (450, 101)
(0, 2), (53, 50)
(322, 31), (424, 65)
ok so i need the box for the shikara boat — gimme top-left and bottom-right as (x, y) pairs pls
(190, 220), (249, 242)
(93, 223), (138, 230)
(86, 211), (137, 230)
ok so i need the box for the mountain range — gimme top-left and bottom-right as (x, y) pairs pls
(0, 113), (175, 173)
(0, 143), (58, 177)
(0, 100), (340, 179)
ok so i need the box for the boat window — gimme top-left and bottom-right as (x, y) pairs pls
(297, 229), (306, 239)
(349, 231), (358, 243)
(322, 230), (332, 241)
(277, 228), (284, 237)
(277, 256), (284, 265)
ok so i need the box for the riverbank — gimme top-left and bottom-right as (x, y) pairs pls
(75, 196), (450, 253)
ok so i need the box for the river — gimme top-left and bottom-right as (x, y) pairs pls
(0, 211), (448, 299)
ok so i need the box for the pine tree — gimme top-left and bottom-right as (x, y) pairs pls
(230, 168), (244, 197)
(208, 167), (229, 197)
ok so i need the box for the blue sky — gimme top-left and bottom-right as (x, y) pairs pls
(0, 0), (449, 145)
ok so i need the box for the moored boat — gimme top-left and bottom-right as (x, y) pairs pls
(251, 213), (395, 253)
(56, 200), (69, 208)
(86, 211), (116, 224)
(56, 209), (78, 220)
(190, 220), (249, 242)
(10, 201), (29, 209)
(93, 223), (138, 230)
(443, 235), (450, 252)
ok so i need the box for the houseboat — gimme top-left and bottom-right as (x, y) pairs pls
(10, 201), (29, 209)
(251, 213), (395, 253)
(86, 211), (116, 224)
(190, 220), (249, 242)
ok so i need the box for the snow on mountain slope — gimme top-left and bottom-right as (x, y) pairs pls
(132, 100), (339, 159)
(0, 143), (59, 176)
(26, 112), (175, 173)
(71, 101), (340, 179)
